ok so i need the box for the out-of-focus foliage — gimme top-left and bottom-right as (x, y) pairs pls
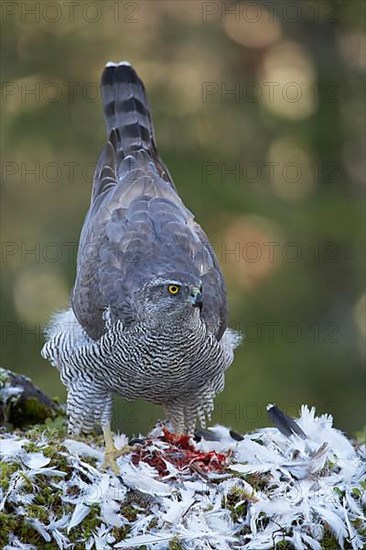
(1, 0), (365, 437)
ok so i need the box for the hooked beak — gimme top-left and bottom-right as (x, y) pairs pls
(190, 287), (203, 311)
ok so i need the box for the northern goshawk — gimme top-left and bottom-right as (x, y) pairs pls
(42, 61), (240, 471)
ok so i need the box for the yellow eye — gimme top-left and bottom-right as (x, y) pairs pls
(168, 284), (180, 295)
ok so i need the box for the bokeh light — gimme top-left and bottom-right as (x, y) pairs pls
(258, 41), (316, 120)
(223, 3), (282, 49)
(267, 138), (316, 200)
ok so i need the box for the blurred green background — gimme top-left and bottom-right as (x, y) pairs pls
(1, 0), (365, 437)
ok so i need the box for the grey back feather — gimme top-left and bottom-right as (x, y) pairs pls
(72, 62), (227, 341)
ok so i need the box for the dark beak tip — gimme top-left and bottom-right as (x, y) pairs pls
(191, 290), (203, 311)
(194, 299), (203, 311)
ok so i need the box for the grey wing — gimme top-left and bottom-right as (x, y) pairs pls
(72, 62), (227, 341)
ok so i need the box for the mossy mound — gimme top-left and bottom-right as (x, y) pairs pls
(0, 367), (63, 429)
(0, 376), (365, 549)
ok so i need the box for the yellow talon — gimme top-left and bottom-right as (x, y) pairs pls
(102, 425), (134, 474)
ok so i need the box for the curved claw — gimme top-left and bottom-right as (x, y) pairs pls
(102, 425), (134, 475)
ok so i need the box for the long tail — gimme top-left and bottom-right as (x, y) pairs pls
(101, 61), (156, 156)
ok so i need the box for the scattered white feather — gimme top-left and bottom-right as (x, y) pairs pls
(1, 405), (365, 549)
(92, 524), (115, 549)
(4, 534), (37, 549)
(0, 437), (27, 459)
(67, 502), (91, 532)
(113, 432), (129, 449)
(63, 438), (103, 460)
(121, 461), (172, 496)
(27, 518), (51, 542)
(115, 532), (173, 547)
(161, 488), (195, 523)
(22, 452), (50, 470)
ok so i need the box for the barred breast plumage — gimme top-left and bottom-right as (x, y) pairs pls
(41, 61), (241, 441)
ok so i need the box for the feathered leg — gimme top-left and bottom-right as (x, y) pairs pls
(163, 398), (187, 434)
(66, 380), (105, 435)
(163, 389), (216, 435)
(66, 381), (130, 474)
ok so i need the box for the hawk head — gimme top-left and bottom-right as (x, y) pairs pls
(136, 274), (203, 321)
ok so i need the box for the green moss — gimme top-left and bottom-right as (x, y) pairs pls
(81, 455), (98, 467)
(274, 541), (295, 549)
(25, 397), (52, 419)
(244, 472), (270, 492)
(0, 511), (44, 548)
(44, 414), (68, 432)
(26, 504), (50, 524)
(41, 443), (70, 471)
(63, 505), (105, 548)
(66, 484), (82, 497)
(81, 431), (105, 448)
(112, 525), (131, 542)
(320, 530), (340, 549)
(121, 504), (139, 522)
(0, 512), (18, 547)
(80, 504), (101, 538)
(23, 440), (39, 452)
(223, 485), (250, 522)
(0, 368), (63, 430)
(0, 462), (18, 491)
(168, 536), (184, 550)
(23, 436), (71, 476)
(230, 469), (271, 493)
(27, 415), (67, 439)
(18, 471), (33, 491)
(34, 484), (63, 509)
(148, 517), (158, 529)
(7, 397), (57, 429)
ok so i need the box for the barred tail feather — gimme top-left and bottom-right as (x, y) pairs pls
(101, 61), (156, 155)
